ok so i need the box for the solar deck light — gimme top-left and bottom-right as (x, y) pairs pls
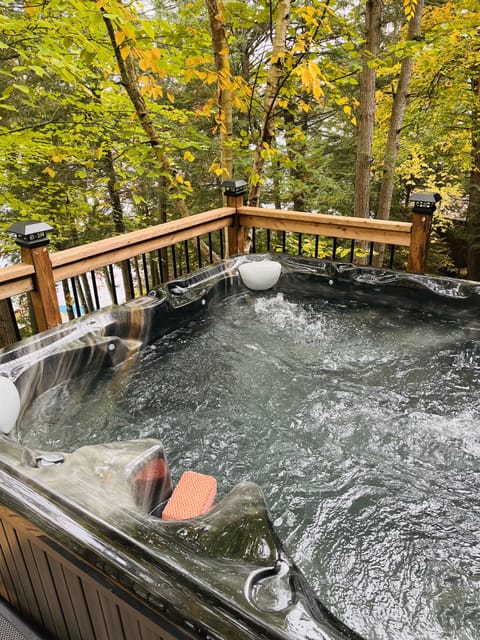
(220, 179), (248, 197)
(409, 192), (442, 215)
(7, 220), (55, 248)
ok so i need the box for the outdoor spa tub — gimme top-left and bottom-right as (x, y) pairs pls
(0, 254), (479, 640)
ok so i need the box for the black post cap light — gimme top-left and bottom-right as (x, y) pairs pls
(220, 179), (248, 197)
(7, 220), (55, 248)
(409, 192), (442, 215)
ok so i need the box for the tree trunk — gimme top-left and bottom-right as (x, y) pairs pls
(285, 108), (310, 211)
(376, 2), (423, 222)
(103, 146), (132, 296)
(466, 76), (480, 280)
(206, 0), (233, 180)
(158, 175), (170, 281)
(373, 1), (424, 266)
(248, 0), (291, 208)
(75, 275), (91, 313)
(353, 0), (382, 220)
(105, 148), (125, 234)
(102, 14), (189, 217)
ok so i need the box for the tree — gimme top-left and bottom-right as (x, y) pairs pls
(466, 76), (480, 279)
(248, 0), (292, 207)
(376, 0), (424, 223)
(387, 0), (480, 275)
(372, 0), (425, 266)
(353, 0), (382, 220)
(205, 0), (233, 180)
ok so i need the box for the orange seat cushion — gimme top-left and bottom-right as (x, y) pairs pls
(162, 471), (217, 520)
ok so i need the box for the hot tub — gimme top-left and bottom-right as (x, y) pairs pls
(0, 254), (479, 640)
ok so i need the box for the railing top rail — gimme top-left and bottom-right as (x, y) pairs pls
(238, 206), (412, 232)
(0, 263), (35, 299)
(50, 207), (235, 269)
(0, 263), (35, 284)
(50, 207), (235, 281)
(238, 206), (412, 246)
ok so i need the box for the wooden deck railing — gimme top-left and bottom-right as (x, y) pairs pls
(0, 193), (431, 347)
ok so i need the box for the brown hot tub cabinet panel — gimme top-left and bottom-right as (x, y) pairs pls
(0, 506), (194, 640)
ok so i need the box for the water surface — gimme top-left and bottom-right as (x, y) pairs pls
(19, 291), (480, 640)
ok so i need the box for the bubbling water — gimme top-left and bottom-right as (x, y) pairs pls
(18, 292), (480, 640)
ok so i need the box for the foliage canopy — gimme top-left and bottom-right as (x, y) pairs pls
(0, 0), (478, 275)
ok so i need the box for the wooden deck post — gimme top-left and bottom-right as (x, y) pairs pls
(222, 180), (248, 255)
(8, 221), (62, 332)
(407, 212), (433, 274)
(406, 192), (441, 274)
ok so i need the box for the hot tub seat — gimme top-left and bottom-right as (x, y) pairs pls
(0, 435), (360, 639)
(0, 437), (358, 640)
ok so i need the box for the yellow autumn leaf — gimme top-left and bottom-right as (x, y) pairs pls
(151, 85), (163, 99)
(97, 148), (104, 160)
(176, 174), (184, 184)
(138, 57), (151, 72)
(403, 0), (418, 20)
(115, 31), (126, 47)
(120, 45), (131, 60)
(43, 167), (56, 178)
(298, 61), (323, 101)
(183, 151), (195, 162)
(51, 153), (64, 163)
(205, 72), (218, 85)
(167, 92), (175, 104)
(271, 51), (285, 64)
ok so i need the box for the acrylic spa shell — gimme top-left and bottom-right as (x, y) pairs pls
(0, 254), (479, 640)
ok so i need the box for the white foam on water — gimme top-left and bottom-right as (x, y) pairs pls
(407, 407), (480, 458)
(253, 293), (328, 342)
